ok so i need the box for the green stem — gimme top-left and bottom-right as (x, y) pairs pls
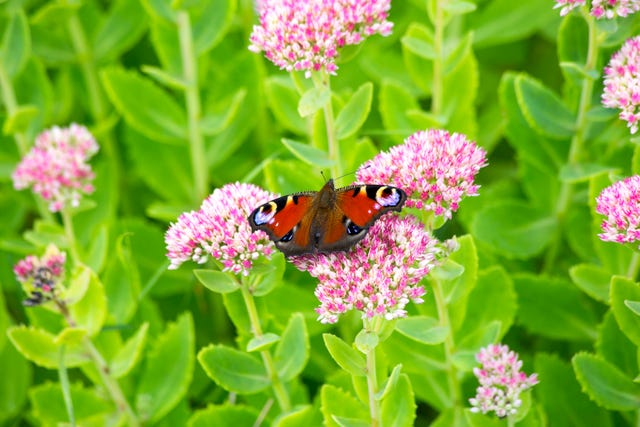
(313, 73), (342, 179)
(431, 0), (445, 116)
(178, 11), (208, 202)
(363, 318), (381, 427)
(58, 345), (76, 427)
(56, 301), (140, 426)
(431, 277), (461, 406)
(61, 208), (81, 264)
(240, 284), (291, 412)
(546, 11), (599, 273)
(627, 251), (640, 279)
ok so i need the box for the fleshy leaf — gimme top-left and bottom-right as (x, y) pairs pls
(194, 270), (240, 294)
(197, 344), (270, 393)
(274, 313), (309, 381)
(322, 333), (366, 376)
(335, 82), (373, 139)
(395, 316), (448, 345)
(110, 323), (149, 379)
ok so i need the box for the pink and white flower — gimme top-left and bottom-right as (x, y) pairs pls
(596, 175), (640, 245)
(602, 36), (640, 134)
(14, 246), (67, 306)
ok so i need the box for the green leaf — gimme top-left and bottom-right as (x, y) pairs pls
(0, 337), (31, 419)
(335, 82), (373, 139)
(625, 300), (640, 316)
(2, 104), (38, 135)
(559, 164), (614, 183)
(472, 201), (558, 258)
(273, 405), (318, 427)
(110, 323), (149, 379)
(443, 0), (477, 15)
(29, 382), (111, 425)
(536, 353), (612, 427)
(322, 333), (366, 376)
(68, 268), (107, 337)
(320, 385), (368, 427)
(379, 80), (420, 142)
(7, 325), (88, 368)
(569, 263), (611, 303)
(193, 0), (236, 53)
(275, 313), (309, 381)
(610, 276), (640, 346)
(515, 274), (598, 341)
(354, 330), (379, 353)
(597, 311), (637, 379)
(93, 0), (147, 61)
(200, 89), (247, 135)
(0, 10), (30, 77)
(101, 66), (187, 143)
(194, 270), (240, 294)
(281, 138), (335, 167)
(298, 86), (330, 117)
(265, 77), (307, 135)
(197, 344), (270, 393)
(457, 266), (516, 342)
(395, 316), (448, 345)
(514, 73), (575, 139)
(54, 327), (86, 346)
(380, 374), (416, 427)
(136, 313), (195, 423)
(246, 333), (280, 352)
(251, 252), (286, 297)
(401, 34), (436, 60)
(141, 65), (186, 90)
(573, 352), (640, 410)
(188, 404), (259, 427)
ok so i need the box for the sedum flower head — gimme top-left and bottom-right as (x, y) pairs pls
(249, 0), (393, 77)
(357, 129), (487, 220)
(12, 124), (99, 212)
(596, 175), (640, 244)
(14, 245), (66, 307)
(469, 344), (539, 418)
(603, 36), (640, 134)
(291, 215), (455, 324)
(165, 183), (276, 276)
(553, 0), (640, 18)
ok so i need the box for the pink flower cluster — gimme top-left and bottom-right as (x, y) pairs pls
(469, 344), (539, 418)
(602, 36), (640, 134)
(596, 176), (640, 245)
(12, 124), (99, 212)
(249, 0), (393, 77)
(357, 129), (487, 220)
(554, 0), (640, 18)
(165, 183), (276, 275)
(14, 246), (66, 306)
(291, 215), (454, 323)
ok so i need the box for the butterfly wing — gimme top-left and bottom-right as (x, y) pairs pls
(316, 184), (407, 252)
(248, 193), (316, 256)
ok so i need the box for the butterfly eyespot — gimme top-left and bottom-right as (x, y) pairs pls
(253, 202), (277, 225)
(345, 219), (363, 236)
(281, 229), (294, 242)
(376, 187), (401, 207)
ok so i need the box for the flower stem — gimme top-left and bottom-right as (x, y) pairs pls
(547, 10), (599, 272)
(431, 0), (445, 116)
(58, 345), (76, 427)
(431, 277), (461, 406)
(363, 318), (381, 427)
(177, 11), (208, 203)
(627, 251), (640, 279)
(313, 73), (342, 179)
(61, 208), (81, 264)
(56, 301), (140, 426)
(240, 284), (292, 412)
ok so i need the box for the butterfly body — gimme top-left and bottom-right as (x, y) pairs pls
(248, 179), (406, 256)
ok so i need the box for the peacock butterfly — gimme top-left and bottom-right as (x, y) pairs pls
(248, 179), (407, 256)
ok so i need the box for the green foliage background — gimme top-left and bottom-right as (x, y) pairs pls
(1, 0), (640, 425)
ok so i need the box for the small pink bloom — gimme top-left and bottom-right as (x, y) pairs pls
(249, 0), (393, 77)
(596, 176), (640, 245)
(591, 0), (640, 18)
(469, 344), (538, 418)
(553, 0), (586, 16)
(357, 129), (487, 220)
(291, 215), (455, 323)
(14, 246), (66, 306)
(165, 183), (276, 276)
(12, 124), (99, 212)
(603, 36), (640, 133)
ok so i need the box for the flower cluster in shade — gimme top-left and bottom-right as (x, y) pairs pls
(249, 0), (393, 77)
(357, 129), (487, 220)
(554, 0), (640, 18)
(165, 183), (276, 276)
(602, 36), (640, 134)
(291, 215), (456, 324)
(596, 175), (640, 245)
(12, 124), (99, 212)
(469, 344), (539, 418)
(14, 246), (66, 307)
